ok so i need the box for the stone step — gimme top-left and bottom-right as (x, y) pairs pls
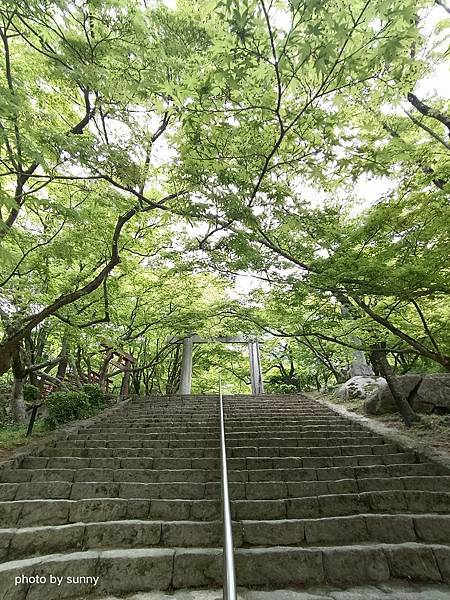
(0, 481), (221, 501)
(232, 490), (450, 519)
(38, 447), (222, 458)
(230, 442), (395, 456)
(157, 409), (338, 415)
(35, 442), (400, 459)
(104, 417), (340, 425)
(0, 520), (241, 561)
(240, 513), (450, 547)
(19, 451), (417, 471)
(72, 427), (364, 439)
(1, 392), (449, 594)
(1, 543), (449, 599)
(4, 461), (441, 486)
(52, 435), (385, 449)
(2, 514), (450, 562)
(3, 488), (449, 529)
(0, 498), (221, 528)
(87, 417), (356, 425)
(2, 477), (449, 503)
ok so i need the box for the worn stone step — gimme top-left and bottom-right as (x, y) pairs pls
(19, 452), (416, 472)
(71, 427), (363, 440)
(4, 477), (449, 505)
(1, 520), (244, 560)
(86, 419), (358, 427)
(101, 417), (344, 424)
(84, 426), (221, 434)
(38, 447), (221, 459)
(229, 442), (395, 458)
(33, 443), (398, 460)
(0, 464), (333, 484)
(53, 439), (220, 449)
(244, 463), (446, 482)
(0, 498), (221, 528)
(229, 436), (385, 448)
(55, 433), (382, 448)
(232, 490), (450, 520)
(1, 543), (449, 599)
(10, 463), (437, 486)
(3, 513), (450, 562)
(241, 513), (450, 546)
(0, 480), (225, 501)
(0, 468), (224, 484)
(51, 438), (388, 451)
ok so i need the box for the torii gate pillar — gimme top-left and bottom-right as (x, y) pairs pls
(179, 336), (193, 395)
(248, 339), (264, 395)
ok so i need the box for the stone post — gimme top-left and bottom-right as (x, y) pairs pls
(179, 336), (193, 395)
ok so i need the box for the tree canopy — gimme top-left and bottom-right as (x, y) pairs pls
(0, 0), (449, 421)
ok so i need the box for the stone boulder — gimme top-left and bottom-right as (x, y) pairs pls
(337, 373), (450, 416)
(363, 374), (422, 416)
(337, 376), (385, 400)
(412, 373), (450, 414)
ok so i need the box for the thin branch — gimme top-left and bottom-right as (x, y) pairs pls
(404, 109), (450, 150)
(407, 92), (450, 135)
(0, 219), (66, 287)
(411, 299), (441, 354)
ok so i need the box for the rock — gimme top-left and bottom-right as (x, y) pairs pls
(364, 374), (422, 416)
(413, 373), (450, 414)
(337, 377), (385, 401)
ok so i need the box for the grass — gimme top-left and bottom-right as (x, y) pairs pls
(0, 421), (48, 450)
(307, 390), (450, 454)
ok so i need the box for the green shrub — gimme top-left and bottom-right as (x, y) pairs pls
(23, 384), (40, 404)
(81, 384), (107, 409)
(44, 386), (108, 429)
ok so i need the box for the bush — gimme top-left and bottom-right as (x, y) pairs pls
(23, 384), (40, 404)
(81, 384), (107, 409)
(44, 385), (108, 429)
(266, 382), (299, 394)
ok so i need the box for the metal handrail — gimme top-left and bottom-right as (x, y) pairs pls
(219, 378), (237, 600)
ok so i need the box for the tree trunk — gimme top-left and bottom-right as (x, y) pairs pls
(69, 358), (82, 387)
(370, 343), (420, 427)
(120, 360), (131, 399)
(166, 345), (181, 395)
(98, 349), (113, 391)
(56, 332), (69, 380)
(9, 346), (27, 424)
(314, 373), (320, 391)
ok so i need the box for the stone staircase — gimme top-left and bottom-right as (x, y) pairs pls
(0, 393), (450, 599)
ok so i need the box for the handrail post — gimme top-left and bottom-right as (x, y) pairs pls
(219, 378), (237, 600)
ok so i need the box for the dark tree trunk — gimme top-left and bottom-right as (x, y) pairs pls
(370, 343), (420, 427)
(166, 345), (181, 395)
(314, 374), (320, 391)
(9, 345), (27, 423)
(56, 332), (69, 380)
(98, 349), (113, 391)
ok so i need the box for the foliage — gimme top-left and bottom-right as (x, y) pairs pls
(23, 384), (40, 404)
(81, 384), (108, 410)
(44, 387), (108, 429)
(0, 0), (448, 421)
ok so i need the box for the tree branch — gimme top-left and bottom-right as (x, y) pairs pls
(407, 92), (450, 136)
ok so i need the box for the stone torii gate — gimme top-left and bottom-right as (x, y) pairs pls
(174, 335), (264, 396)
